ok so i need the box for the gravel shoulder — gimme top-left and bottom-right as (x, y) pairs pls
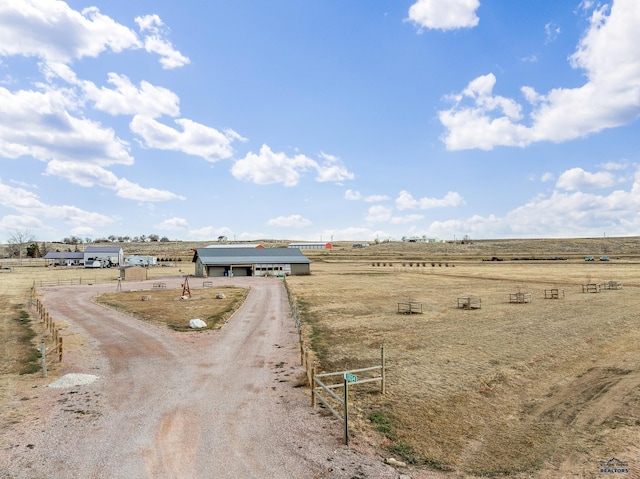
(1, 277), (434, 478)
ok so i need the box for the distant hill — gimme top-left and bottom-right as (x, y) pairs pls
(4, 236), (639, 263)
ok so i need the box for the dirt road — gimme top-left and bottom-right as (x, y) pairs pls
(2, 277), (415, 479)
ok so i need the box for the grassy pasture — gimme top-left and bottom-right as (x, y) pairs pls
(286, 259), (640, 476)
(2, 238), (640, 477)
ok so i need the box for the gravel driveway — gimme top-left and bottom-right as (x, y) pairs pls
(1, 277), (421, 479)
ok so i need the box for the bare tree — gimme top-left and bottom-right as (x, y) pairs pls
(7, 230), (35, 266)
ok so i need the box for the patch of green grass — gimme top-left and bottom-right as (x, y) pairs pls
(368, 410), (392, 435)
(368, 410), (451, 471)
(13, 309), (42, 375)
(295, 298), (331, 362)
(388, 441), (449, 470)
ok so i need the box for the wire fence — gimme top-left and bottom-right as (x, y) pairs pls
(32, 298), (63, 377)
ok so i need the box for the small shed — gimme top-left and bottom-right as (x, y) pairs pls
(119, 265), (148, 281)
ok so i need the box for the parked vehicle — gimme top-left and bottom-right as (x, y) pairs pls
(585, 256), (595, 261)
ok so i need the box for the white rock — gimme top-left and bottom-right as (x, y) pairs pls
(48, 373), (98, 388)
(189, 318), (207, 329)
(384, 458), (407, 467)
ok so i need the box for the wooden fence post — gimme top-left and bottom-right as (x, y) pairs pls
(344, 377), (349, 445)
(41, 342), (47, 378)
(58, 337), (63, 362)
(311, 365), (316, 407)
(381, 345), (386, 395)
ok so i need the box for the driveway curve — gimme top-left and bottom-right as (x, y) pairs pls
(2, 277), (410, 479)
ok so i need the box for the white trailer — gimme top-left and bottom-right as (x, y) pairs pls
(125, 255), (157, 267)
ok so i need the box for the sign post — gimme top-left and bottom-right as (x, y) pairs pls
(343, 373), (357, 445)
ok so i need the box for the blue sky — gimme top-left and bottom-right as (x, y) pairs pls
(1, 0), (639, 242)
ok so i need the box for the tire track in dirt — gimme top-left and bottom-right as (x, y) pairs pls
(3, 278), (408, 479)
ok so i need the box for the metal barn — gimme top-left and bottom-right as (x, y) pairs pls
(192, 247), (311, 277)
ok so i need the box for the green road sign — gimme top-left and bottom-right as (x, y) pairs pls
(344, 373), (357, 383)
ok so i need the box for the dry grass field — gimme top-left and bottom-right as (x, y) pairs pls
(94, 286), (247, 330)
(286, 248), (640, 477)
(2, 238), (640, 477)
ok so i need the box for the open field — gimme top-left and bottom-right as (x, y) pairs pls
(2, 238), (640, 477)
(286, 258), (640, 477)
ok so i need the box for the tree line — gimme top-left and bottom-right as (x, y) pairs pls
(61, 234), (171, 244)
(3, 230), (174, 261)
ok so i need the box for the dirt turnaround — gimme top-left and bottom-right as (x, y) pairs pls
(1, 277), (425, 479)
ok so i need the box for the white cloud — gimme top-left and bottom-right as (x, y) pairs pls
(0, 2), (187, 69)
(0, 179), (114, 228)
(43, 62), (242, 165)
(0, 214), (44, 231)
(44, 64), (182, 118)
(600, 161), (629, 171)
(0, 86), (133, 166)
(390, 214), (425, 224)
(315, 152), (355, 183)
(541, 172), (555, 182)
(232, 144), (316, 186)
(365, 194), (390, 202)
(155, 217), (189, 231)
(407, 0), (480, 31)
(579, 1), (595, 10)
(267, 214), (313, 228)
(345, 189), (362, 200)
(188, 226), (234, 241)
(130, 115), (240, 162)
(114, 178), (185, 202)
(345, 189), (390, 202)
(43, 160), (184, 201)
(423, 166), (640, 239)
(70, 226), (97, 237)
(556, 167), (616, 191)
(439, 0), (640, 150)
(396, 190), (465, 210)
(365, 205), (393, 223)
(544, 22), (561, 44)
(0, 2), (140, 64)
(135, 15), (190, 69)
(0, 5), (234, 202)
